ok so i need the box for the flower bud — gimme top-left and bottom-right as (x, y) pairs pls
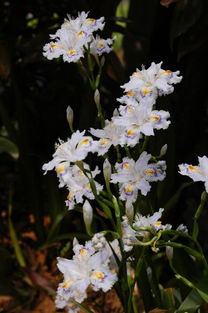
(103, 159), (111, 183)
(125, 202), (134, 222)
(166, 245), (173, 261)
(160, 144), (168, 157)
(83, 200), (93, 235)
(66, 105), (74, 132)
(94, 89), (100, 107)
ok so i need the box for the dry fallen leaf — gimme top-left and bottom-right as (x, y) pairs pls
(160, 0), (181, 8)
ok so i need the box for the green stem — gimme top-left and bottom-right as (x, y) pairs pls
(192, 191), (208, 240)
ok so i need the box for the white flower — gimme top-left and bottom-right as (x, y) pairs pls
(113, 102), (170, 147)
(121, 209), (171, 251)
(42, 130), (94, 174)
(55, 239), (118, 311)
(133, 208), (172, 234)
(43, 12), (105, 63)
(111, 152), (166, 205)
(90, 35), (114, 56)
(121, 62), (182, 103)
(176, 224), (188, 233)
(90, 119), (126, 155)
(179, 156), (208, 192)
(121, 216), (138, 252)
(43, 11), (114, 63)
(65, 163), (102, 210)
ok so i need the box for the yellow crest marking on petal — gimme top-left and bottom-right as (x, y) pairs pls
(62, 279), (73, 289)
(154, 221), (162, 227)
(122, 162), (130, 169)
(79, 248), (88, 255)
(127, 105), (134, 112)
(126, 91), (135, 97)
(132, 72), (142, 77)
(124, 184), (133, 194)
(141, 87), (151, 95)
(84, 184), (91, 191)
(100, 138), (109, 146)
(77, 31), (85, 37)
(188, 165), (200, 172)
(151, 115), (160, 121)
(146, 169), (156, 176)
(127, 126), (137, 137)
(93, 271), (105, 280)
(97, 43), (104, 49)
(67, 193), (74, 200)
(80, 138), (90, 146)
(87, 18), (96, 24)
(50, 44), (58, 49)
(69, 49), (76, 56)
(56, 166), (65, 174)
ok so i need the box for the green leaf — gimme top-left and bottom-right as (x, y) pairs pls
(73, 301), (94, 313)
(177, 289), (203, 313)
(0, 136), (19, 159)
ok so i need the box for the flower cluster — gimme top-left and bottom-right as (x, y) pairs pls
(42, 13), (191, 312)
(90, 62), (182, 149)
(56, 237), (118, 312)
(43, 11), (114, 63)
(43, 130), (102, 210)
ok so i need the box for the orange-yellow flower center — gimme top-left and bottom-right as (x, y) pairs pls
(69, 49), (76, 56)
(87, 18), (96, 24)
(62, 279), (73, 289)
(93, 271), (105, 280)
(100, 138), (109, 146)
(141, 87), (151, 95)
(146, 168), (156, 176)
(127, 91), (135, 97)
(188, 165), (200, 172)
(80, 138), (90, 146)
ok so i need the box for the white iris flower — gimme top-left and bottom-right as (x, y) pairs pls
(43, 11), (114, 63)
(55, 239), (118, 311)
(111, 152), (166, 205)
(64, 163), (102, 210)
(42, 130), (94, 173)
(90, 119), (126, 155)
(121, 62), (182, 103)
(113, 102), (170, 146)
(179, 156), (208, 192)
(90, 35), (114, 56)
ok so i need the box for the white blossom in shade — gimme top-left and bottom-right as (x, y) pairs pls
(90, 119), (126, 155)
(121, 62), (182, 103)
(42, 130), (94, 174)
(179, 156), (208, 192)
(121, 216), (139, 252)
(65, 163), (103, 210)
(55, 240), (118, 312)
(176, 224), (188, 233)
(91, 233), (121, 272)
(110, 152), (166, 205)
(90, 35), (114, 56)
(43, 11), (105, 63)
(133, 208), (172, 235)
(113, 102), (170, 147)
